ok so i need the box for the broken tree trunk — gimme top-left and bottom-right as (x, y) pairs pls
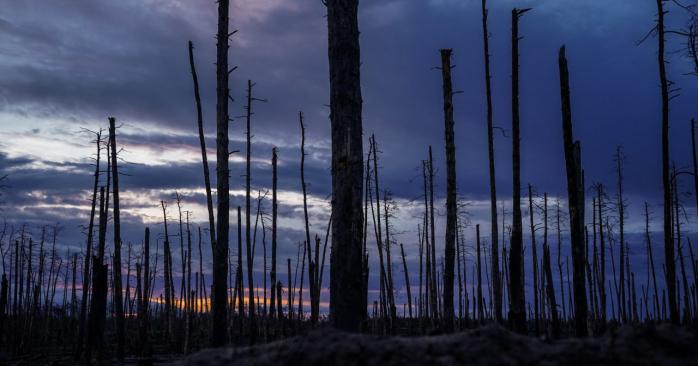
(558, 45), (588, 336)
(326, 0), (365, 332)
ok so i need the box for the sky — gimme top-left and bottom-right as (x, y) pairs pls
(0, 0), (697, 314)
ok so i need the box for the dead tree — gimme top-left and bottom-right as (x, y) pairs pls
(645, 203), (660, 319)
(481, 0), (502, 324)
(428, 147), (438, 320)
(75, 130), (101, 360)
(508, 7), (530, 333)
(654, 0), (679, 325)
(400, 243), (413, 318)
(440, 48), (457, 331)
(108, 117), (125, 359)
(325, 0), (365, 331)
(270, 148), (278, 321)
(558, 46), (588, 336)
(691, 118), (698, 230)
(528, 185), (539, 334)
(161, 201), (174, 336)
(212, 0), (231, 345)
(615, 147), (627, 322)
(140, 227), (150, 355)
(370, 135), (391, 327)
(188, 40), (217, 261)
(299, 113), (318, 325)
(542, 193), (560, 337)
(476, 225), (484, 322)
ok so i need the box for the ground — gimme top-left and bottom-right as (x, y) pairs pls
(175, 324), (698, 366)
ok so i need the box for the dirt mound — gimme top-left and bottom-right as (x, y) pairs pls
(176, 324), (698, 366)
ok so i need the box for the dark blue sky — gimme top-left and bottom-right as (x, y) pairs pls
(0, 0), (696, 311)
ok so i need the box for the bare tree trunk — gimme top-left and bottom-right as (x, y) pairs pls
(326, 0), (365, 332)
(369, 135), (390, 328)
(383, 192), (397, 329)
(188, 41), (217, 264)
(428, 148), (438, 320)
(644, 203), (660, 320)
(439, 48), (457, 331)
(655, 0), (679, 325)
(476, 225), (484, 322)
(161, 201), (174, 339)
(237, 206), (244, 334)
(558, 46), (588, 336)
(75, 131), (101, 360)
(509, 7), (530, 334)
(615, 147), (627, 323)
(528, 185), (539, 335)
(270, 148), (278, 321)
(212, 0), (231, 346)
(422, 161), (431, 322)
(108, 117), (126, 359)
(478, 1), (501, 328)
(299, 113), (318, 325)
(400, 243), (413, 319)
(674, 167), (691, 322)
(542, 193), (560, 337)
(244, 80), (257, 343)
(140, 227), (150, 355)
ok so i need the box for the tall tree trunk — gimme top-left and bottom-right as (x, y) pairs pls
(326, 0), (364, 332)
(213, 0), (231, 345)
(75, 131), (101, 360)
(440, 48), (457, 331)
(140, 227), (150, 355)
(558, 46), (588, 336)
(481, 0), (502, 324)
(244, 80), (257, 343)
(270, 148), (278, 321)
(542, 193), (560, 337)
(188, 40), (217, 260)
(108, 117), (125, 359)
(616, 147), (627, 322)
(528, 184), (540, 335)
(508, 7), (530, 334)
(428, 147), (438, 320)
(161, 201), (173, 338)
(299, 113), (318, 325)
(655, 0), (679, 325)
(476, 225), (484, 322)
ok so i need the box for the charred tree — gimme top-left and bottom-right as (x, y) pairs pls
(108, 117), (125, 359)
(212, 0), (231, 346)
(440, 48), (457, 331)
(558, 46), (588, 336)
(326, 0), (365, 332)
(508, 7), (530, 334)
(481, 0), (502, 324)
(75, 130), (101, 360)
(655, 0), (679, 325)
(270, 148), (278, 320)
(188, 40), (217, 261)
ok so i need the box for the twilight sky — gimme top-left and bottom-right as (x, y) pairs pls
(0, 0), (697, 311)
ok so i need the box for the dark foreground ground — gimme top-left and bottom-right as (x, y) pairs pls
(176, 324), (698, 366)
